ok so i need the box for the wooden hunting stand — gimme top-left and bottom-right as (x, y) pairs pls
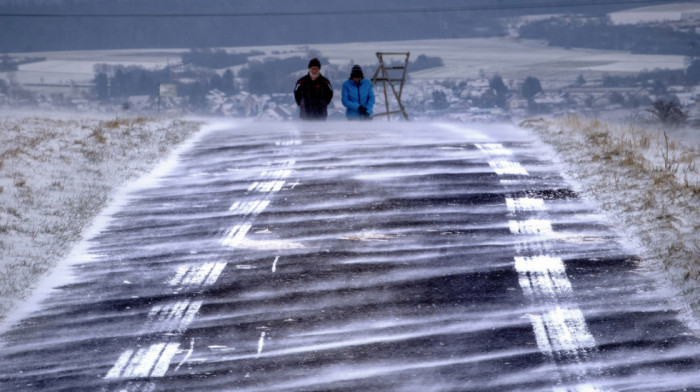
(371, 52), (410, 121)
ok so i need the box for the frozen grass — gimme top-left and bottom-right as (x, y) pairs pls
(0, 114), (201, 322)
(522, 116), (700, 326)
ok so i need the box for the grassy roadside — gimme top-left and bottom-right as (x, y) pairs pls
(0, 115), (202, 322)
(521, 116), (700, 327)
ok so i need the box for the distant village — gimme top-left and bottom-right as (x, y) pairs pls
(197, 76), (700, 125)
(2, 66), (698, 127)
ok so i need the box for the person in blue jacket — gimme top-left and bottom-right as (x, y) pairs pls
(342, 65), (375, 120)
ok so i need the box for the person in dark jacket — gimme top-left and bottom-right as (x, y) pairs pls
(341, 65), (375, 120)
(294, 58), (333, 120)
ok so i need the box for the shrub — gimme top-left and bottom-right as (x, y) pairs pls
(647, 99), (688, 125)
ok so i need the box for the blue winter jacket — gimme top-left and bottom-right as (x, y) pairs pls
(341, 78), (375, 119)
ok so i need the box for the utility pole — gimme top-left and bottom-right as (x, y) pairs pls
(371, 52), (410, 121)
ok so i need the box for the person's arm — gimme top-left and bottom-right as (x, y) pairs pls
(366, 81), (376, 116)
(324, 79), (333, 105)
(294, 80), (304, 106)
(341, 82), (355, 110)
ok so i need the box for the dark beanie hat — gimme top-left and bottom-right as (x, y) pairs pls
(308, 58), (321, 69)
(350, 64), (363, 79)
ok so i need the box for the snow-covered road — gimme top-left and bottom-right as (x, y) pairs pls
(1, 121), (698, 391)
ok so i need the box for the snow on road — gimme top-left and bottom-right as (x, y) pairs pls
(0, 113), (698, 340)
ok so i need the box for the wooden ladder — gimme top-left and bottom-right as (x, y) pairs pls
(371, 52), (410, 121)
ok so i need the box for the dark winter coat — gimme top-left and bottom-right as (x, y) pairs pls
(341, 78), (375, 120)
(294, 74), (333, 120)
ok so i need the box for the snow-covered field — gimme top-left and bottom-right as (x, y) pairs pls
(11, 36), (687, 94)
(609, 2), (700, 24)
(0, 112), (201, 323)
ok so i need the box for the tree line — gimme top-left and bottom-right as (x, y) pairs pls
(519, 17), (700, 57)
(93, 64), (236, 107)
(91, 50), (447, 101)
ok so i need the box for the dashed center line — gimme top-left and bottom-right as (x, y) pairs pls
(248, 180), (286, 193)
(105, 343), (180, 380)
(222, 223), (253, 247)
(509, 219), (554, 235)
(475, 143), (513, 156)
(169, 262), (227, 291)
(229, 200), (270, 216)
(488, 160), (529, 175)
(104, 135), (301, 386)
(515, 256), (572, 298)
(476, 141), (604, 391)
(506, 197), (546, 212)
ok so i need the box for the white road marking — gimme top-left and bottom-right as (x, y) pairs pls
(272, 181), (285, 192)
(106, 150), (302, 384)
(147, 304), (164, 320)
(474, 142), (603, 390)
(105, 349), (134, 379)
(257, 332), (266, 357)
(272, 256), (280, 272)
(172, 301), (190, 320)
(174, 338), (195, 372)
(475, 143), (512, 156)
(275, 140), (301, 146)
(121, 346), (147, 378)
(509, 219), (553, 235)
(106, 343), (180, 379)
(143, 300), (201, 333)
(179, 300), (203, 333)
(133, 343), (167, 378)
(150, 343), (180, 377)
(506, 197), (546, 212)
(515, 256), (572, 298)
(573, 384), (604, 392)
(249, 181), (286, 193)
(169, 262), (226, 289)
(168, 265), (189, 287)
(488, 160), (529, 175)
(261, 169), (292, 179)
(229, 200), (270, 216)
(254, 200), (271, 215)
(527, 314), (553, 354)
(545, 307), (597, 351)
(514, 240), (552, 256)
(222, 224), (252, 247)
(203, 262), (227, 286)
(276, 159), (296, 167)
(181, 263), (216, 286)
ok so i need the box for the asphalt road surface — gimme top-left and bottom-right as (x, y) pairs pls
(1, 121), (699, 392)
